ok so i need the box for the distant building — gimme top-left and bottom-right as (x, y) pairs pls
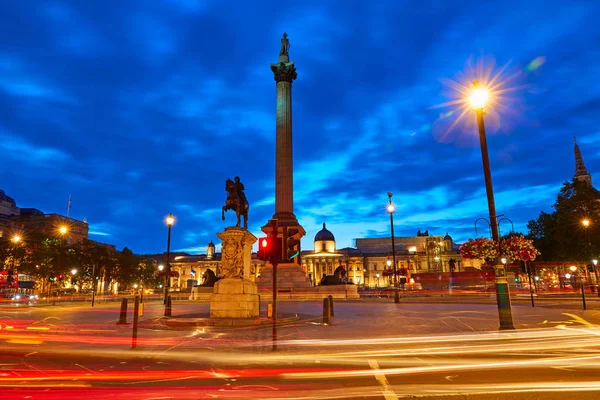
(300, 223), (480, 287)
(0, 189), (89, 244)
(152, 225), (478, 290)
(0, 190), (23, 238)
(12, 210), (88, 244)
(146, 240), (264, 290)
(573, 136), (592, 185)
(0, 190), (19, 217)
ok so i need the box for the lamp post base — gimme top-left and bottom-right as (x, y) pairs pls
(494, 270), (515, 330)
(394, 288), (400, 303)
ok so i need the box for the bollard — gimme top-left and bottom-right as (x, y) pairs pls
(138, 302), (144, 317)
(328, 295), (334, 317)
(117, 298), (128, 325)
(164, 295), (172, 317)
(323, 298), (331, 325)
(132, 296), (140, 349)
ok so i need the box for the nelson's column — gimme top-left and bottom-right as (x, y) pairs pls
(257, 33), (311, 290)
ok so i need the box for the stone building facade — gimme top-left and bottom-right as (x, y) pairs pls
(301, 224), (481, 288)
(161, 224), (480, 290)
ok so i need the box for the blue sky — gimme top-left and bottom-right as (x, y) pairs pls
(1, 0), (599, 254)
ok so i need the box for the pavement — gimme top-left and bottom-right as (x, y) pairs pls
(1, 298), (600, 399)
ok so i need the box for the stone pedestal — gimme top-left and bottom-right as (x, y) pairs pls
(210, 278), (259, 318)
(209, 227), (259, 318)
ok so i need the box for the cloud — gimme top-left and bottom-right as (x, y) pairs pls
(0, 0), (598, 255)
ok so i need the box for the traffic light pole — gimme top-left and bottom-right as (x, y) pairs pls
(270, 219), (279, 352)
(91, 264), (96, 307)
(526, 261), (535, 307)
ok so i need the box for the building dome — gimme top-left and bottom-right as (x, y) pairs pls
(444, 233), (452, 241)
(206, 240), (216, 259)
(314, 223), (335, 242)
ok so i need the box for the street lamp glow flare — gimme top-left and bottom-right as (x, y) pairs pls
(432, 56), (526, 146)
(166, 214), (175, 226)
(59, 226), (68, 235)
(582, 219), (590, 227)
(12, 235), (21, 243)
(468, 84), (489, 110)
(386, 204), (395, 214)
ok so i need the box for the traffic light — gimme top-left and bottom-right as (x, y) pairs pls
(284, 227), (300, 262)
(48, 277), (54, 282)
(587, 264), (595, 273)
(58, 274), (63, 280)
(257, 237), (272, 261)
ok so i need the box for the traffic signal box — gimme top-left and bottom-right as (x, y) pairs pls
(284, 227), (300, 262)
(257, 236), (282, 264)
(258, 220), (303, 265)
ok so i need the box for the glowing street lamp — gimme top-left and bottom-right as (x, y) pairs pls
(12, 235), (21, 244)
(71, 269), (77, 276)
(59, 226), (68, 235)
(163, 213), (175, 305)
(158, 264), (165, 272)
(501, 258), (507, 265)
(468, 80), (514, 330)
(386, 192), (400, 304)
(569, 265), (587, 310)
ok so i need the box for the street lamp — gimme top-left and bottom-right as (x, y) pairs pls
(593, 259), (599, 297)
(12, 235), (21, 244)
(570, 265), (586, 310)
(59, 226), (68, 236)
(386, 192), (400, 304)
(158, 264), (164, 272)
(71, 269), (77, 276)
(468, 80), (514, 330)
(163, 213), (175, 305)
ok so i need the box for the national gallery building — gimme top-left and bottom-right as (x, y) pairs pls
(152, 224), (480, 290)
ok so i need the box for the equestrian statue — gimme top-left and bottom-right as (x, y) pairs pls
(221, 176), (249, 229)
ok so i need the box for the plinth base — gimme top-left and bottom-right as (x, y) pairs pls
(256, 263), (312, 290)
(210, 278), (259, 318)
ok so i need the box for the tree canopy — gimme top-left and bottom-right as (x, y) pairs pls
(527, 179), (600, 261)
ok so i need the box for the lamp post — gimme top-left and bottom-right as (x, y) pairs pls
(9, 235), (21, 293)
(582, 219), (592, 289)
(468, 81), (514, 330)
(387, 192), (400, 304)
(570, 265), (586, 310)
(593, 259), (599, 297)
(163, 214), (175, 305)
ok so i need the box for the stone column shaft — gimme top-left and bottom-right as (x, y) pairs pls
(276, 81), (293, 215)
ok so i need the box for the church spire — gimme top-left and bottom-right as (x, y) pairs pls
(574, 136), (592, 185)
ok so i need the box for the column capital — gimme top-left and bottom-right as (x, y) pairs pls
(271, 61), (297, 83)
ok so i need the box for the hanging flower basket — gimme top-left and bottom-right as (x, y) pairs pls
(459, 238), (498, 261)
(501, 235), (540, 262)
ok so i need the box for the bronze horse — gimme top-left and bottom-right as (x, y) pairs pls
(221, 178), (249, 229)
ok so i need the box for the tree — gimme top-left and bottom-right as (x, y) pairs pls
(527, 180), (600, 261)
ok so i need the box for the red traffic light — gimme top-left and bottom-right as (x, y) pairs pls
(257, 237), (271, 261)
